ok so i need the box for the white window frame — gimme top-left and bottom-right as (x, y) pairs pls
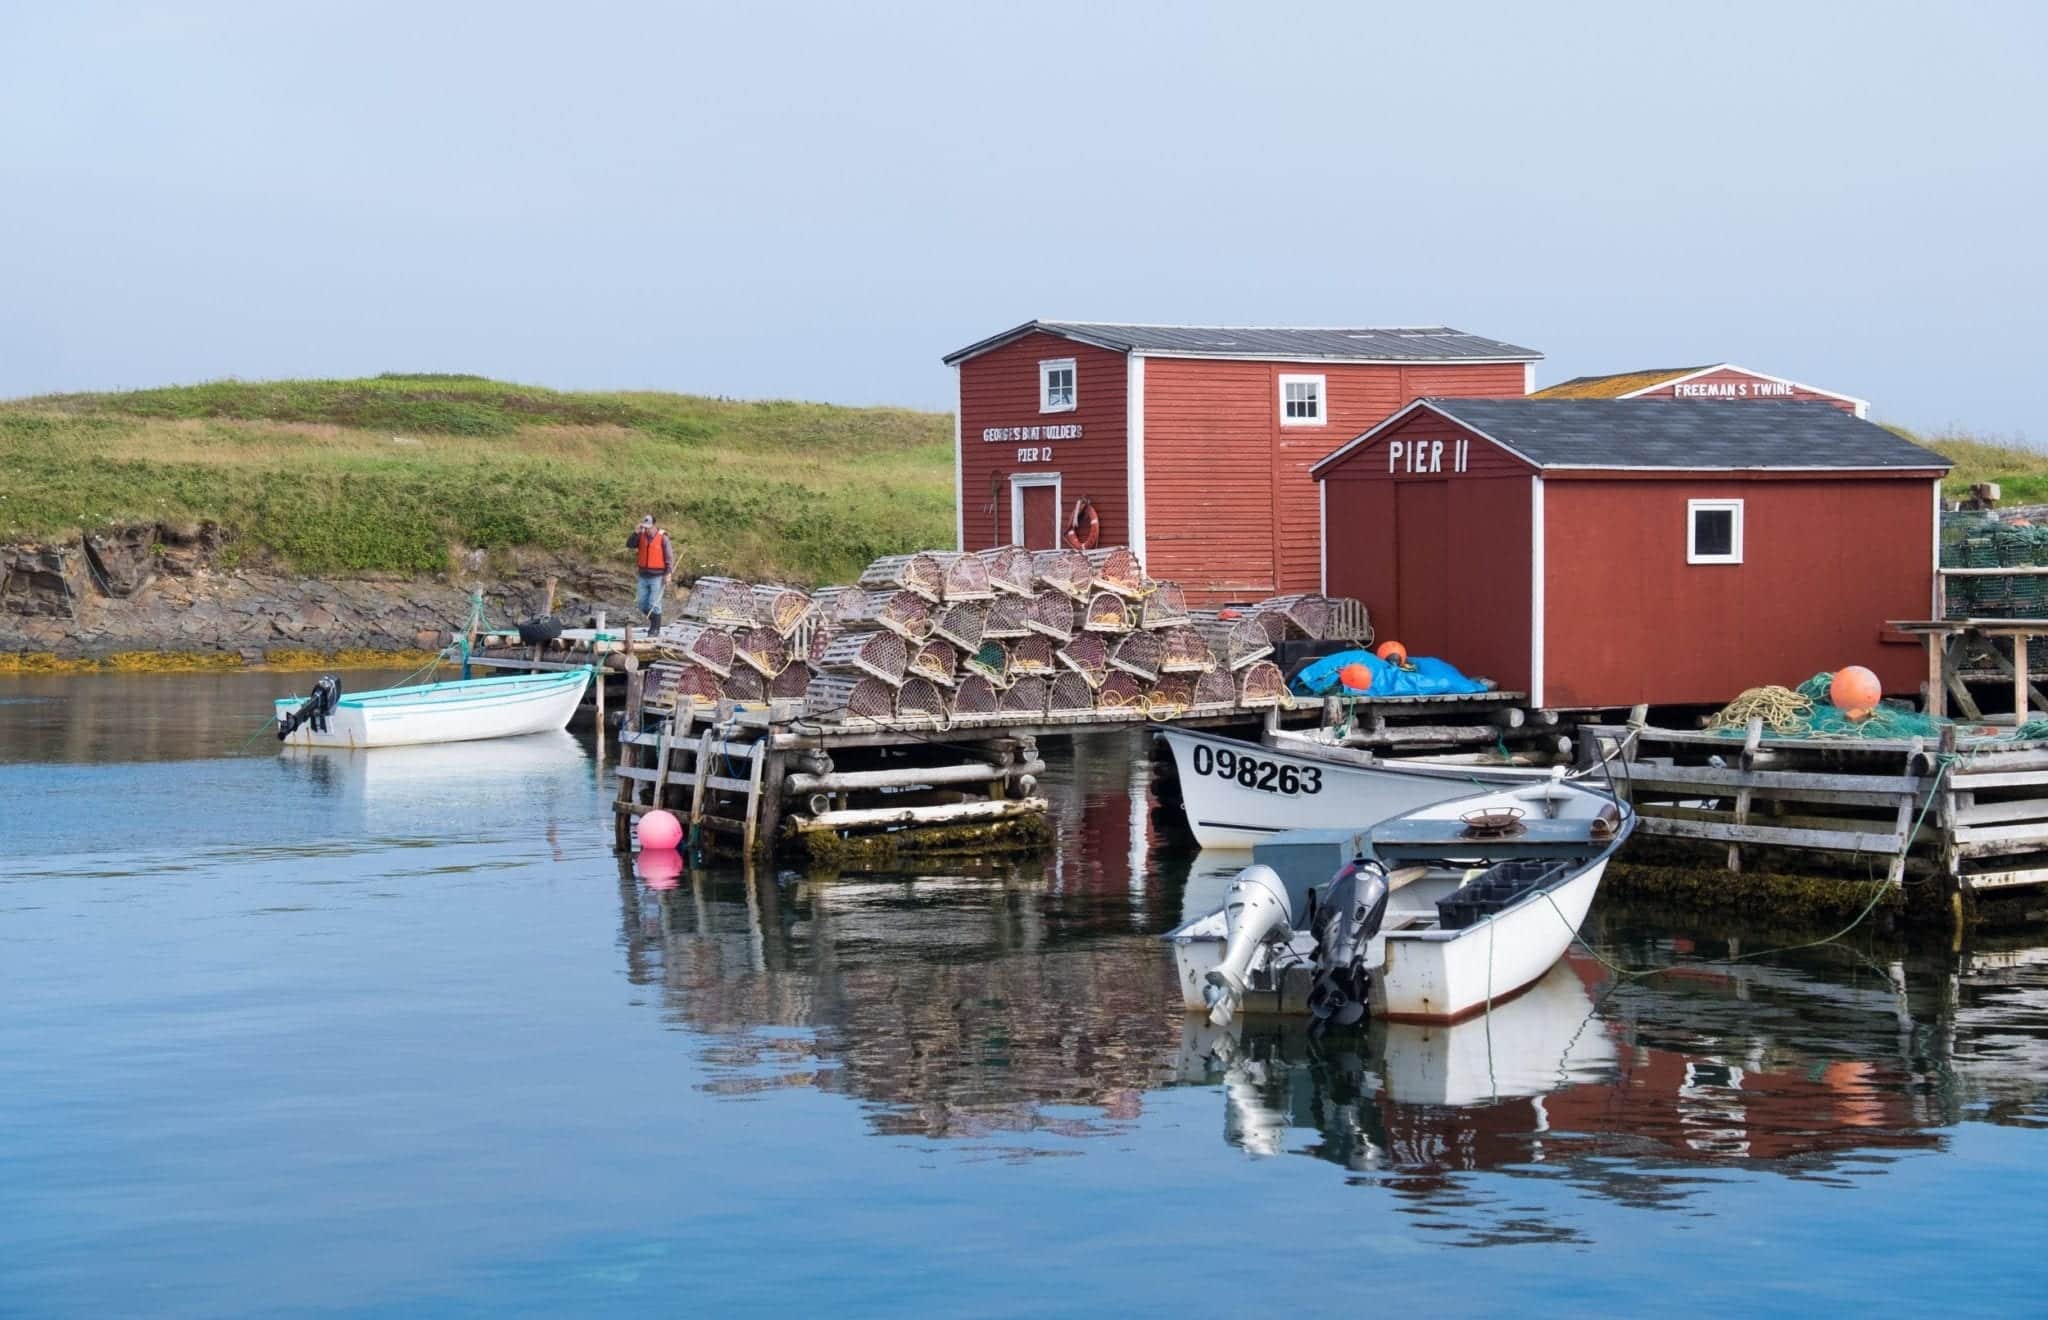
(1010, 472), (1063, 548)
(1687, 498), (1744, 565)
(1039, 358), (1076, 414)
(1279, 373), (1326, 427)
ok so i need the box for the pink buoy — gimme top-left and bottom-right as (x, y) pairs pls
(638, 809), (684, 851)
(635, 847), (683, 889)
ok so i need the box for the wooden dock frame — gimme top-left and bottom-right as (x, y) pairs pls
(1616, 719), (2048, 896)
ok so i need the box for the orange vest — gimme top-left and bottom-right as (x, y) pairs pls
(636, 529), (669, 573)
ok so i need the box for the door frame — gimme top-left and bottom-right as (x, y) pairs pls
(1009, 472), (1063, 549)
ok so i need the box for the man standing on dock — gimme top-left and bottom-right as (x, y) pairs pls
(627, 515), (674, 633)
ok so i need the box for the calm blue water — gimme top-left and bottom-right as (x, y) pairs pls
(3, 672), (2047, 1316)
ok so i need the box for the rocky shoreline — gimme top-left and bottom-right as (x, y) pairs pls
(1, 522), (640, 665)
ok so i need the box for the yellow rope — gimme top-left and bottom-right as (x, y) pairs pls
(1704, 684), (1813, 736)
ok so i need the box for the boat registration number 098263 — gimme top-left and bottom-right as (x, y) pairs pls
(1189, 744), (1322, 795)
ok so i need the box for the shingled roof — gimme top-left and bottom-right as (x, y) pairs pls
(943, 320), (1542, 365)
(1312, 399), (1951, 475)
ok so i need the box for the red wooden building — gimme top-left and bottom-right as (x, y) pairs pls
(943, 320), (1541, 600)
(1313, 399), (1949, 709)
(1533, 362), (1868, 416)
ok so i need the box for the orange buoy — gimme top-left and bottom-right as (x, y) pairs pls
(1830, 665), (1882, 711)
(1376, 640), (1408, 665)
(1338, 661), (1373, 692)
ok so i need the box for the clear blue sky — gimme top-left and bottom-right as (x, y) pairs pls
(3, 1), (2043, 441)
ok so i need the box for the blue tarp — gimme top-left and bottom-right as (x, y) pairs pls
(1290, 649), (1492, 698)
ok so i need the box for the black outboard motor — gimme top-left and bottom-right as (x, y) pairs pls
(277, 675), (342, 740)
(1306, 856), (1390, 1030)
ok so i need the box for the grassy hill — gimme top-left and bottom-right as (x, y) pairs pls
(1907, 431), (2048, 504)
(0, 375), (954, 584)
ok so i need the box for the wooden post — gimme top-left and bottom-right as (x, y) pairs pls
(2015, 631), (2031, 727)
(688, 727), (715, 830)
(1926, 632), (1947, 719)
(651, 717), (676, 812)
(757, 748), (788, 859)
(743, 741), (768, 856)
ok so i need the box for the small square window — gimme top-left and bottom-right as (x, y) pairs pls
(1039, 358), (1076, 413)
(1279, 373), (1325, 426)
(1688, 499), (1743, 564)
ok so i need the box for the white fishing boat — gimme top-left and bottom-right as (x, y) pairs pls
(1158, 725), (1559, 850)
(1166, 777), (1632, 1026)
(274, 668), (591, 749)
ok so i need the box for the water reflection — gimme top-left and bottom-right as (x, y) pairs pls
(615, 730), (2048, 1215)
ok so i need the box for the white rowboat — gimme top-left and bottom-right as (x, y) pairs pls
(274, 668), (591, 749)
(1159, 726), (1558, 850)
(1167, 779), (1632, 1025)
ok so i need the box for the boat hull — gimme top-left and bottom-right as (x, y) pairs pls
(1159, 727), (1546, 850)
(1167, 859), (1607, 1026)
(274, 670), (590, 749)
(1376, 858), (1607, 1023)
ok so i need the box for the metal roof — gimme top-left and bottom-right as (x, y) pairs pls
(942, 319), (1542, 365)
(1312, 399), (1951, 476)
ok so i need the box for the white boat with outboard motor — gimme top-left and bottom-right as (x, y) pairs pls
(1158, 725), (1566, 850)
(274, 667), (592, 749)
(1165, 774), (1633, 1026)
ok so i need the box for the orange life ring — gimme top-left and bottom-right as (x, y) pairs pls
(1064, 496), (1100, 551)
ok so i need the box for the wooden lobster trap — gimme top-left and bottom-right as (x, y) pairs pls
(1046, 671), (1096, 715)
(643, 660), (721, 712)
(1096, 670), (1148, 714)
(1235, 659), (1290, 709)
(859, 551), (945, 602)
(809, 585), (867, 627)
(1190, 610), (1274, 670)
(769, 662), (813, 701)
(1252, 593), (1330, 640)
(935, 552), (995, 602)
(722, 666), (767, 701)
(750, 584), (814, 637)
(1033, 549), (1094, 601)
(1026, 589), (1077, 643)
(1191, 669), (1237, 711)
(983, 595), (1031, 639)
(681, 576), (758, 628)
(1158, 626), (1218, 674)
(733, 626), (790, 678)
(670, 622), (738, 678)
(819, 630), (910, 686)
(999, 674), (1049, 716)
(1009, 634), (1056, 675)
(1057, 632), (1111, 689)
(908, 639), (959, 687)
(951, 673), (1003, 719)
(867, 590), (936, 641)
(1082, 591), (1134, 633)
(1084, 546), (1147, 599)
(804, 672), (898, 725)
(964, 641), (1011, 687)
(1138, 581), (1190, 630)
(933, 601), (987, 651)
(1144, 674), (1191, 718)
(1109, 630), (1162, 681)
(896, 677), (948, 725)
(977, 545), (1036, 598)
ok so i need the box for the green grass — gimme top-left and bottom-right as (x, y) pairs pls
(0, 375), (954, 583)
(1900, 426), (2048, 505)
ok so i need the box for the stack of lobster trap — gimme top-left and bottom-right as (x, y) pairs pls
(633, 546), (1370, 731)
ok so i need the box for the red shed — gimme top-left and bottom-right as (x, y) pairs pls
(943, 321), (1540, 600)
(1313, 399), (1950, 709)
(1533, 362), (1868, 416)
